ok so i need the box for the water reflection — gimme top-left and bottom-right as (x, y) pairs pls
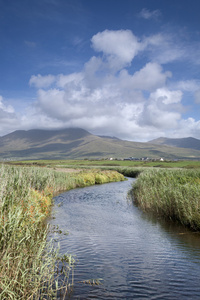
(51, 178), (200, 299)
(141, 212), (200, 259)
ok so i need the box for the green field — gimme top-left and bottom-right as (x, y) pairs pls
(7, 159), (200, 169)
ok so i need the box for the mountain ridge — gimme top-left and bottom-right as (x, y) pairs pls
(148, 137), (200, 151)
(1, 128), (200, 160)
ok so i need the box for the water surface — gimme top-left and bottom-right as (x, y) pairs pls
(51, 178), (200, 299)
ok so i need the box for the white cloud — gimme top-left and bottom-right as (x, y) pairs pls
(138, 88), (182, 129)
(29, 63), (183, 140)
(150, 88), (182, 105)
(2, 29), (200, 142)
(29, 74), (56, 88)
(57, 72), (83, 88)
(143, 33), (187, 64)
(23, 30), (197, 141)
(91, 30), (142, 70)
(175, 80), (200, 92)
(139, 8), (161, 20)
(0, 95), (15, 113)
(177, 118), (200, 139)
(0, 96), (19, 136)
(122, 62), (172, 91)
(37, 88), (66, 119)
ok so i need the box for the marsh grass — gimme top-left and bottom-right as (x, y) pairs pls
(112, 167), (143, 178)
(10, 159), (200, 169)
(0, 164), (124, 299)
(132, 168), (200, 231)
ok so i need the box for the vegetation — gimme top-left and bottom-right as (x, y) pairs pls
(2, 157), (200, 299)
(132, 168), (200, 231)
(0, 164), (124, 299)
(8, 158), (200, 169)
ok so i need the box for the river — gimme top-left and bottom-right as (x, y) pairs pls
(51, 178), (200, 299)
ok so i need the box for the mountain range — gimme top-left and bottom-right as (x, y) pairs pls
(148, 137), (200, 150)
(0, 128), (200, 160)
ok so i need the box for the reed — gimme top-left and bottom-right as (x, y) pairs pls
(113, 167), (143, 178)
(132, 168), (200, 230)
(0, 164), (124, 299)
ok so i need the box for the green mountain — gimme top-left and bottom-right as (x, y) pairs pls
(149, 137), (200, 151)
(1, 128), (200, 160)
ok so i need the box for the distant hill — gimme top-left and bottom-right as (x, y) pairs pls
(1, 128), (200, 160)
(149, 137), (200, 151)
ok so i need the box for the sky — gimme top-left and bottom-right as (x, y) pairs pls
(0, 0), (200, 141)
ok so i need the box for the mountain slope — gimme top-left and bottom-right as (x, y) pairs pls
(149, 137), (200, 151)
(1, 128), (200, 160)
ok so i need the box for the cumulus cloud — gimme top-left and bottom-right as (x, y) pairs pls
(177, 118), (200, 139)
(175, 80), (200, 92)
(29, 61), (183, 140)
(138, 88), (182, 129)
(3, 29), (199, 141)
(150, 88), (182, 105)
(57, 72), (84, 88)
(91, 30), (142, 70)
(29, 74), (56, 88)
(0, 96), (15, 114)
(0, 96), (19, 136)
(121, 62), (172, 91)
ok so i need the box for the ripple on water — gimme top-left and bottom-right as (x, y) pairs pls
(51, 179), (200, 299)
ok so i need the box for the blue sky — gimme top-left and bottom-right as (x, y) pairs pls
(0, 0), (200, 141)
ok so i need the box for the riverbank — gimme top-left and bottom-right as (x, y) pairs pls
(0, 164), (124, 299)
(132, 168), (200, 231)
(51, 177), (200, 299)
(2, 160), (200, 297)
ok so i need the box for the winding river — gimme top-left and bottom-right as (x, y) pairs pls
(51, 178), (200, 299)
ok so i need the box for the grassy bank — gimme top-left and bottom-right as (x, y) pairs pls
(0, 164), (124, 299)
(132, 169), (200, 231)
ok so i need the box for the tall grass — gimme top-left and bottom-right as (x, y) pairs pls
(113, 167), (143, 178)
(0, 164), (124, 299)
(132, 168), (200, 231)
